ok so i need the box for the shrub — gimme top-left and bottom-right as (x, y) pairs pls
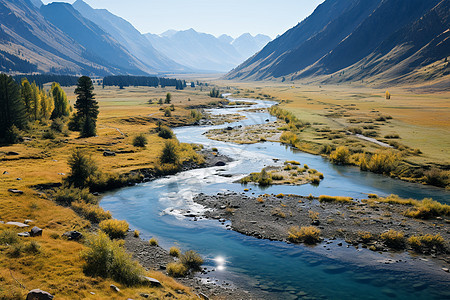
(329, 146), (351, 165)
(180, 250), (204, 271)
(271, 208), (286, 218)
(404, 198), (450, 219)
(308, 211), (319, 221)
(285, 160), (300, 165)
(408, 234), (445, 252)
(424, 168), (448, 187)
(24, 241), (41, 254)
(169, 246), (181, 257)
(99, 219), (129, 239)
(4, 125), (22, 144)
(66, 149), (98, 188)
(164, 108), (172, 117)
(358, 231), (373, 243)
(160, 140), (179, 165)
(82, 231), (145, 286)
(271, 174), (284, 180)
(133, 134), (148, 147)
(258, 169), (272, 186)
(288, 226), (321, 244)
(42, 130), (56, 139)
(167, 262), (188, 277)
(54, 187), (96, 206)
(318, 195), (353, 203)
(380, 229), (405, 249)
(280, 131), (299, 146)
(158, 126), (174, 139)
(359, 150), (401, 174)
(72, 201), (111, 223)
(133, 230), (140, 238)
(149, 237), (158, 246)
(0, 229), (19, 245)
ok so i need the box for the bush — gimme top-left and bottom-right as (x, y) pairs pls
(359, 150), (401, 174)
(133, 230), (140, 238)
(408, 234), (445, 252)
(66, 149), (98, 188)
(271, 174), (284, 180)
(0, 229), (19, 245)
(167, 262), (188, 277)
(149, 237), (158, 246)
(169, 246), (181, 257)
(72, 201), (111, 223)
(180, 250), (204, 272)
(160, 140), (179, 165)
(54, 187), (96, 206)
(82, 231), (145, 286)
(288, 226), (321, 244)
(158, 126), (174, 139)
(164, 108), (172, 117)
(280, 131), (299, 146)
(133, 134), (147, 147)
(358, 231), (373, 243)
(258, 169), (272, 186)
(42, 130), (56, 139)
(51, 117), (65, 132)
(329, 146), (351, 165)
(318, 195), (353, 203)
(99, 219), (129, 239)
(404, 198), (450, 219)
(380, 229), (405, 249)
(24, 241), (41, 254)
(424, 168), (448, 187)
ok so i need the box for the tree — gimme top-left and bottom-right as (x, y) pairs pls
(30, 82), (41, 121)
(160, 140), (179, 164)
(0, 74), (26, 143)
(40, 89), (54, 120)
(72, 76), (99, 137)
(66, 149), (98, 188)
(165, 93), (171, 104)
(385, 91), (391, 100)
(21, 78), (33, 119)
(51, 82), (70, 119)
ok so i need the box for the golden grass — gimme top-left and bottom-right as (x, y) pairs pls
(380, 229), (405, 249)
(99, 219), (129, 239)
(0, 85), (216, 298)
(318, 195), (353, 203)
(288, 226), (321, 244)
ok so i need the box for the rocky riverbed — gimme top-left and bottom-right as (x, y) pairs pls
(193, 192), (450, 268)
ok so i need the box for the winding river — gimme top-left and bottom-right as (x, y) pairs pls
(101, 99), (450, 299)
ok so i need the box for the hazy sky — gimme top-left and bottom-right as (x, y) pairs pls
(41, 0), (324, 38)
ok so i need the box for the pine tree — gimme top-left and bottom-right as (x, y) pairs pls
(165, 92), (172, 104)
(50, 82), (70, 119)
(72, 76), (99, 137)
(30, 82), (41, 121)
(0, 74), (27, 142)
(21, 78), (33, 119)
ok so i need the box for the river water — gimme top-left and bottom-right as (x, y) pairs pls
(101, 99), (450, 299)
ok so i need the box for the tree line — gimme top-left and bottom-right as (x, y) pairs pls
(103, 75), (186, 90)
(0, 73), (99, 143)
(13, 74), (79, 88)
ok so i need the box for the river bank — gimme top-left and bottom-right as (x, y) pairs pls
(193, 192), (450, 269)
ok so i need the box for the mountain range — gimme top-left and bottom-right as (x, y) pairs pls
(145, 30), (271, 72)
(226, 0), (450, 86)
(0, 0), (270, 75)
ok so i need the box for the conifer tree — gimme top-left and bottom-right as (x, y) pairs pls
(72, 76), (99, 137)
(30, 82), (41, 121)
(40, 89), (54, 120)
(0, 74), (26, 142)
(21, 78), (33, 119)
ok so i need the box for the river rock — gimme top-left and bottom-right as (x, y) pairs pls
(24, 219), (34, 224)
(30, 226), (43, 237)
(62, 231), (83, 241)
(6, 221), (29, 228)
(103, 151), (116, 156)
(26, 289), (54, 300)
(215, 161), (226, 166)
(18, 232), (30, 237)
(142, 276), (162, 287)
(110, 284), (120, 292)
(3, 171), (8, 175)
(198, 292), (209, 300)
(8, 189), (23, 194)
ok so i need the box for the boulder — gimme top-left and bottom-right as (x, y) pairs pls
(110, 284), (120, 292)
(6, 221), (29, 228)
(3, 171), (8, 175)
(24, 219), (34, 224)
(198, 292), (209, 300)
(62, 231), (83, 241)
(26, 289), (54, 300)
(103, 151), (116, 157)
(6, 151), (19, 156)
(18, 232), (30, 237)
(142, 276), (162, 287)
(8, 189), (23, 194)
(30, 226), (43, 237)
(214, 161), (226, 167)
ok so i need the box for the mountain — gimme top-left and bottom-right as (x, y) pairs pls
(40, 2), (152, 75)
(232, 33), (271, 59)
(72, 0), (187, 73)
(145, 30), (271, 72)
(0, 0), (112, 75)
(145, 29), (243, 72)
(226, 0), (450, 86)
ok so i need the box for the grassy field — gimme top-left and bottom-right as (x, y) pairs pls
(0, 85), (215, 299)
(218, 81), (449, 169)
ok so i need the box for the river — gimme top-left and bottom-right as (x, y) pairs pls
(101, 98), (450, 299)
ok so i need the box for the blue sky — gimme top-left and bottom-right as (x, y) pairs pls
(42, 0), (324, 38)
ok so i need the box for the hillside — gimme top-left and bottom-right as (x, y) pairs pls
(226, 0), (450, 87)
